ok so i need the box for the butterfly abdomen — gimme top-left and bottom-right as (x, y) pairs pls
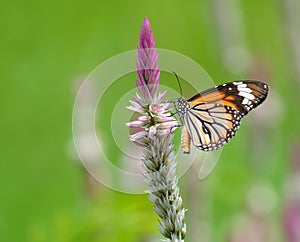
(181, 126), (191, 154)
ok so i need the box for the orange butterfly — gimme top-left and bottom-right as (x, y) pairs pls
(174, 79), (269, 153)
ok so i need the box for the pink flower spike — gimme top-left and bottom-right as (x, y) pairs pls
(136, 18), (160, 101)
(126, 18), (186, 241)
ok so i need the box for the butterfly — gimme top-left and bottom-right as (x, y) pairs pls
(174, 79), (269, 154)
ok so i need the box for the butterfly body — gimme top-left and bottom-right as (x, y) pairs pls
(175, 80), (269, 153)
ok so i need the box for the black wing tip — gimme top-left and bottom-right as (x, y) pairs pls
(231, 79), (269, 87)
(252, 80), (269, 91)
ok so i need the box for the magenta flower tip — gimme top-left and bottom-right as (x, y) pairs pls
(136, 17), (160, 100)
(139, 17), (155, 49)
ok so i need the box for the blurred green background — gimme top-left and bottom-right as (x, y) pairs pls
(1, 0), (300, 241)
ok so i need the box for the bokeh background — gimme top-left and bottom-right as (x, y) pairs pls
(1, 0), (300, 241)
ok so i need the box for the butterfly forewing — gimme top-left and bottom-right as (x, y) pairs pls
(176, 80), (268, 152)
(189, 80), (268, 115)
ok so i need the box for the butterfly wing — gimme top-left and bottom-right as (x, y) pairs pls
(183, 80), (268, 151)
(189, 80), (268, 115)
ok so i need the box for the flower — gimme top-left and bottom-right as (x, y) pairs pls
(126, 92), (178, 144)
(126, 17), (186, 241)
(127, 17), (178, 144)
(136, 17), (160, 101)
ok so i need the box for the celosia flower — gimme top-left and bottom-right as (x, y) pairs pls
(126, 17), (186, 241)
(126, 93), (178, 144)
(127, 17), (178, 144)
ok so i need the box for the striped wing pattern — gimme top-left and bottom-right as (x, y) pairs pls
(176, 80), (269, 153)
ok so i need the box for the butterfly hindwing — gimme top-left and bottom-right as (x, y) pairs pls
(186, 102), (242, 151)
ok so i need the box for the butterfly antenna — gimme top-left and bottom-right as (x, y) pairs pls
(172, 71), (183, 96)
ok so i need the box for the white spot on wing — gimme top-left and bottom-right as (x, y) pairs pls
(237, 83), (247, 88)
(238, 91), (255, 100)
(238, 87), (252, 93)
(242, 98), (249, 105)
